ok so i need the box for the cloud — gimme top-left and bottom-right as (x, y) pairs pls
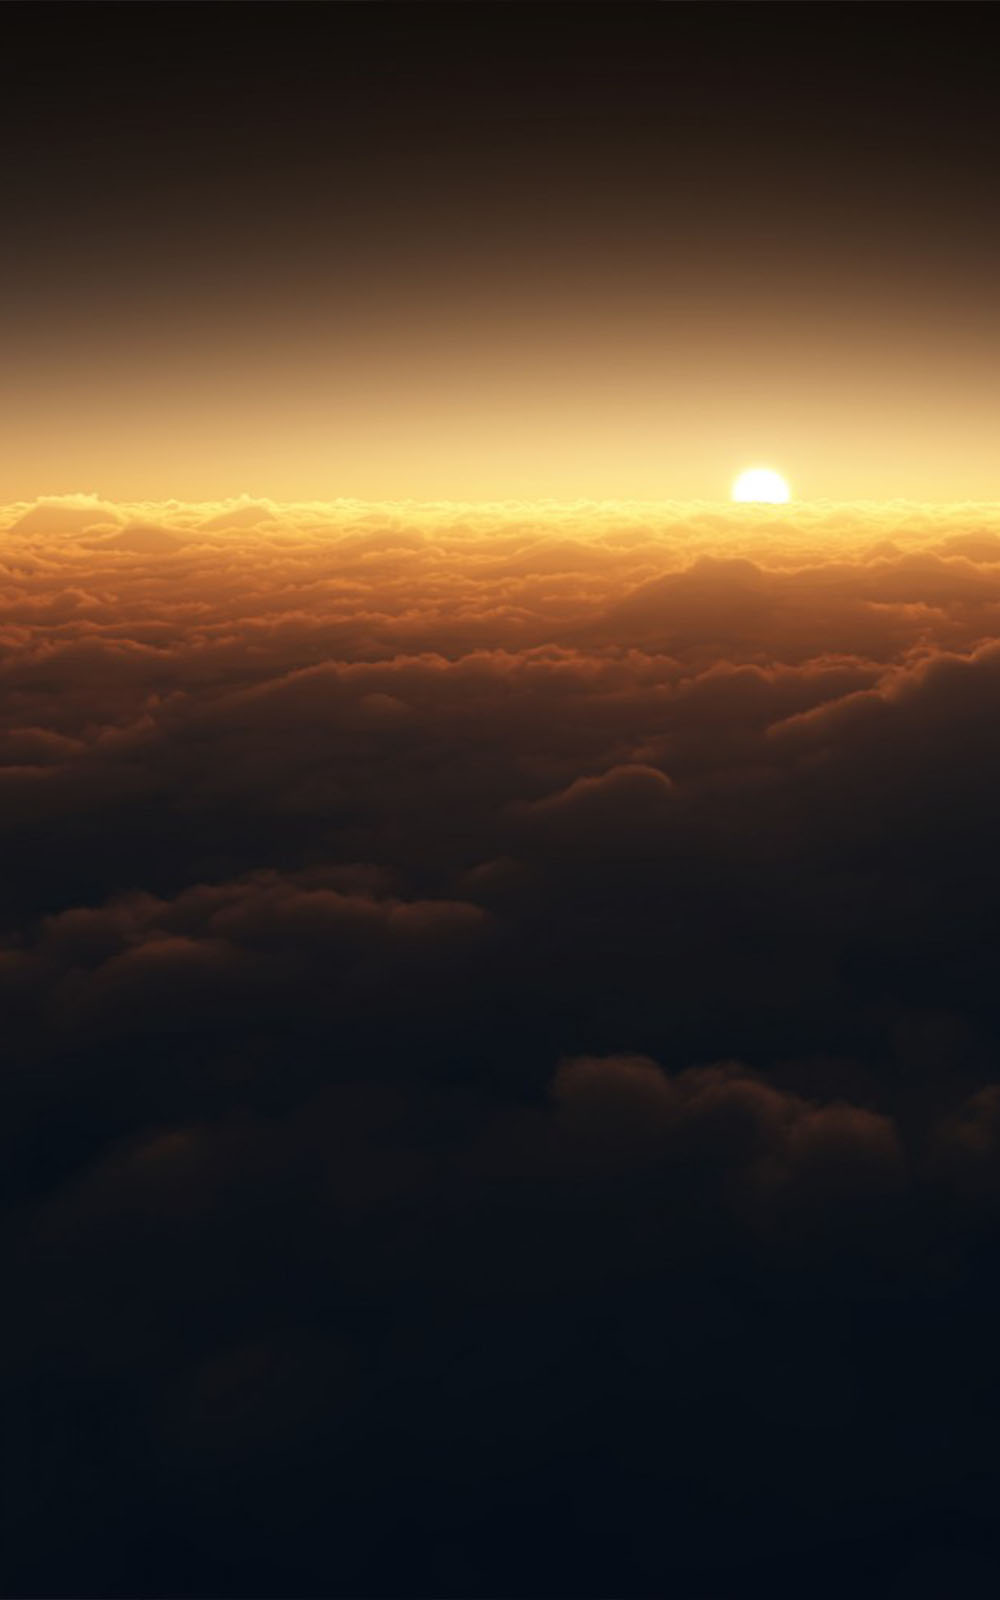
(97, 522), (188, 553)
(5, 496), (1000, 1594)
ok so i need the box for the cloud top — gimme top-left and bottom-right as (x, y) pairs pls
(5, 496), (1000, 1595)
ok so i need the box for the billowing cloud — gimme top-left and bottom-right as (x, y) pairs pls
(5, 497), (1000, 1595)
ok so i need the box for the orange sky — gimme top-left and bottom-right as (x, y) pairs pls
(3, 6), (998, 505)
(6, 251), (999, 505)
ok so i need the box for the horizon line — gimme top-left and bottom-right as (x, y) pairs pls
(5, 492), (1000, 518)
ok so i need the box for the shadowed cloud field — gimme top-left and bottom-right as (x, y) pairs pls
(5, 497), (1000, 1596)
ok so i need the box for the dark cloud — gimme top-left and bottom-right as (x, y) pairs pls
(4, 499), (1000, 1596)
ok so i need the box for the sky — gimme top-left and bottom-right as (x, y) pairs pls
(7, 8), (1000, 1599)
(3, 4), (1000, 503)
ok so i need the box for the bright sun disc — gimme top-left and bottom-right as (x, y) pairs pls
(732, 467), (790, 503)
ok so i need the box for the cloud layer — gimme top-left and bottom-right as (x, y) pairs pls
(5, 497), (1000, 1596)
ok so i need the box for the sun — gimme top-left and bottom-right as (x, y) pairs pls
(731, 467), (791, 503)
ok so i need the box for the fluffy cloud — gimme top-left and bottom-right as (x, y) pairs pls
(5, 496), (1000, 1595)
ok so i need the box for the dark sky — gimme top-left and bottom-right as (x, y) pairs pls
(3, 2), (999, 499)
